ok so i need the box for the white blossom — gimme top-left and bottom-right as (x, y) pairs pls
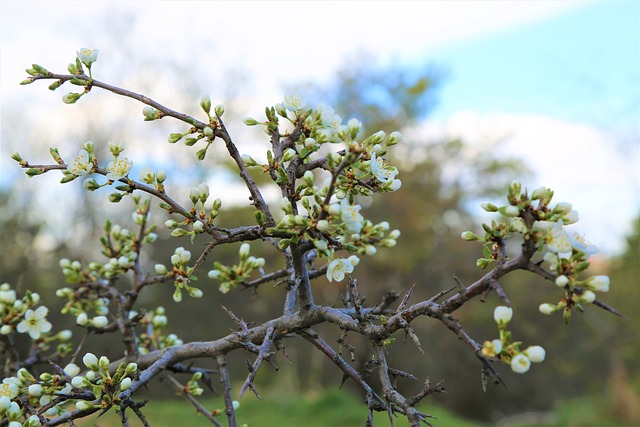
(67, 149), (93, 176)
(106, 158), (132, 181)
(340, 199), (364, 234)
(326, 258), (356, 283)
(76, 48), (99, 67)
(16, 306), (52, 339)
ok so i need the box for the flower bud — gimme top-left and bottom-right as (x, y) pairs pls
(239, 243), (250, 260)
(64, 363), (80, 377)
(62, 92), (82, 104)
(28, 384), (43, 397)
(585, 275), (610, 292)
(316, 220), (330, 232)
(143, 106), (162, 121)
(493, 306), (513, 327)
(510, 354), (531, 374)
(538, 303), (558, 315)
(82, 352), (99, 370)
(119, 377), (132, 391)
(555, 275), (569, 288)
(200, 95), (211, 114)
(214, 104), (225, 117)
(461, 231), (480, 241)
(76, 313), (89, 326)
(92, 316), (109, 328)
(241, 154), (257, 167)
(524, 345), (546, 363)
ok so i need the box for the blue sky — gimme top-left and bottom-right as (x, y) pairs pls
(428, 1), (639, 130)
(1, 1), (638, 254)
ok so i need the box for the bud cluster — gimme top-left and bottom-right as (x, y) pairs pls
(462, 182), (610, 323)
(481, 306), (546, 374)
(208, 243), (266, 293)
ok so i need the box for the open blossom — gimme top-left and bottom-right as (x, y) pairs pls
(326, 256), (359, 283)
(77, 48), (99, 67)
(16, 306), (52, 339)
(340, 199), (364, 234)
(67, 149), (94, 176)
(106, 157), (132, 181)
(370, 153), (398, 183)
(0, 378), (19, 399)
(542, 220), (573, 259)
(283, 93), (306, 111)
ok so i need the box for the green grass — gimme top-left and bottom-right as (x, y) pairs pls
(76, 389), (485, 427)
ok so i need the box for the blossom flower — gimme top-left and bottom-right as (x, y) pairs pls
(67, 149), (93, 176)
(283, 94), (306, 111)
(567, 232), (598, 256)
(76, 48), (99, 67)
(481, 339), (503, 358)
(106, 157), (132, 181)
(340, 199), (364, 234)
(0, 378), (19, 399)
(326, 257), (359, 283)
(510, 354), (531, 374)
(370, 153), (398, 183)
(493, 306), (513, 327)
(16, 306), (52, 339)
(543, 220), (573, 259)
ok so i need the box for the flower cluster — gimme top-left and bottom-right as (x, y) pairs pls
(208, 243), (266, 293)
(0, 283), (72, 354)
(481, 306), (546, 374)
(462, 182), (610, 322)
(70, 353), (138, 410)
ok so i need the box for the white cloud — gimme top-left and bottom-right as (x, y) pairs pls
(422, 110), (639, 254)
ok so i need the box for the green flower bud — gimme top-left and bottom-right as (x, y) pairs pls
(109, 192), (124, 203)
(62, 92), (82, 104)
(26, 167), (45, 177)
(214, 104), (225, 117)
(170, 228), (189, 237)
(82, 178), (100, 191)
(481, 202), (499, 212)
(243, 116), (259, 126)
(143, 106), (162, 121)
(168, 133), (184, 144)
(200, 95), (211, 114)
(241, 154), (257, 167)
(461, 231), (480, 241)
(203, 126), (214, 138)
(196, 148), (207, 161)
(20, 77), (36, 85)
(48, 80), (64, 91)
